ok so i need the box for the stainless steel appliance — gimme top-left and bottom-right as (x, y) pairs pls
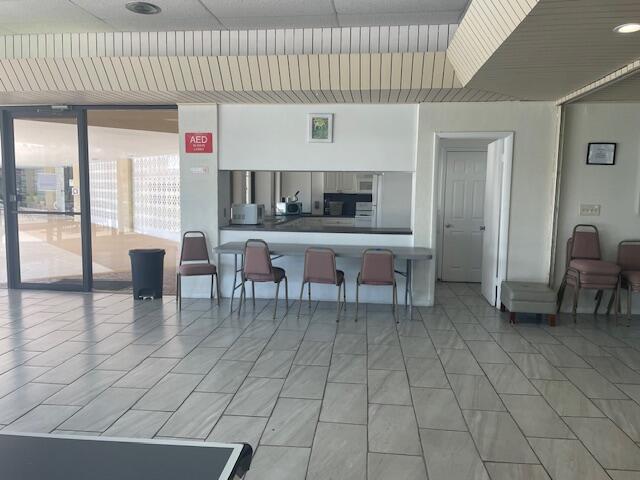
(231, 204), (265, 225)
(276, 193), (303, 215)
(355, 201), (375, 228)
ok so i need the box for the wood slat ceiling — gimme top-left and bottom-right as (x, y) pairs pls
(560, 58), (640, 103)
(454, 0), (640, 100)
(0, 52), (512, 105)
(0, 25), (517, 105)
(573, 67), (640, 102)
(447, 0), (538, 86)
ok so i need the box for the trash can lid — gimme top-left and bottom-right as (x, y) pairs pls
(128, 248), (166, 255)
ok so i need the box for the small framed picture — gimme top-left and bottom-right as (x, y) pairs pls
(308, 113), (333, 143)
(587, 143), (616, 165)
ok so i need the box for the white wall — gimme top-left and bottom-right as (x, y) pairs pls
(378, 172), (413, 228)
(415, 102), (559, 304)
(555, 102), (640, 313)
(218, 104), (418, 172)
(179, 104), (219, 297)
(281, 172), (312, 212)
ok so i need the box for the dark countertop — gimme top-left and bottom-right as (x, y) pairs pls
(219, 215), (412, 235)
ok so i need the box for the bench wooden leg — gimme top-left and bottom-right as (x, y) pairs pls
(509, 311), (516, 324)
(548, 314), (556, 327)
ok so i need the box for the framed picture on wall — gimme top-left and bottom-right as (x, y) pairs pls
(587, 143), (616, 165)
(308, 113), (333, 143)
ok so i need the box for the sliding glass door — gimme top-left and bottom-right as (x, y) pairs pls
(4, 110), (92, 290)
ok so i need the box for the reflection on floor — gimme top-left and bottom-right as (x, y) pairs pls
(0, 285), (639, 479)
(4, 218), (178, 294)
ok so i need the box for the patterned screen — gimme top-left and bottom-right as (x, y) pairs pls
(132, 154), (181, 242)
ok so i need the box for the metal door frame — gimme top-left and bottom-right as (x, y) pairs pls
(1, 106), (92, 291)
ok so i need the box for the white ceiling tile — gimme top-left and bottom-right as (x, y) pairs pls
(338, 11), (460, 27)
(219, 15), (338, 30)
(99, 16), (224, 31)
(72, 0), (211, 19)
(334, 0), (468, 15)
(200, 0), (335, 18)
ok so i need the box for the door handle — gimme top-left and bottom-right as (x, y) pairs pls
(480, 226), (486, 231)
(445, 224), (452, 228)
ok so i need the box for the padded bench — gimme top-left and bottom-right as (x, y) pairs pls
(500, 281), (557, 326)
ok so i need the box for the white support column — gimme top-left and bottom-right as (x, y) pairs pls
(178, 104), (219, 298)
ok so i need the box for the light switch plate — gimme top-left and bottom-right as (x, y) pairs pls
(190, 166), (209, 175)
(580, 204), (601, 216)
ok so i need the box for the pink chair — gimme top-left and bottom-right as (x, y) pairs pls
(356, 249), (397, 322)
(177, 231), (219, 309)
(297, 248), (346, 321)
(240, 239), (288, 319)
(617, 240), (640, 324)
(557, 225), (620, 318)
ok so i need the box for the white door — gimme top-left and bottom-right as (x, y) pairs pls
(481, 140), (504, 305)
(441, 151), (487, 283)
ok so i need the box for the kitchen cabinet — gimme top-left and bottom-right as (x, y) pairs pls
(324, 173), (357, 193)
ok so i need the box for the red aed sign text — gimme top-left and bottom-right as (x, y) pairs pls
(185, 132), (214, 153)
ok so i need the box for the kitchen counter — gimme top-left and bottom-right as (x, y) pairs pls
(219, 215), (412, 235)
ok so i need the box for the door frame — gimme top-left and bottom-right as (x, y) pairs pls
(0, 104), (178, 292)
(1, 107), (92, 291)
(437, 146), (489, 281)
(432, 132), (514, 305)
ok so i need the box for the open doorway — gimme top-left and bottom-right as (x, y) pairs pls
(434, 132), (514, 306)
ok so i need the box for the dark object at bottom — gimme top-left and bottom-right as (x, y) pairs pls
(0, 433), (252, 480)
(129, 248), (165, 300)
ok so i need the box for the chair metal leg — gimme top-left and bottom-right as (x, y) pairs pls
(177, 274), (181, 310)
(628, 284), (633, 326)
(355, 281), (360, 321)
(238, 280), (246, 314)
(297, 281), (305, 318)
(210, 274), (215, 300)
(273, 281), (281, 319)
(251, 281), (255, 309)
(557, 276), (567, 311)
(336, 283), (341, 322)
(393, 283), (398, 323)
(215, 273), (221, 306)
(343, 279), (347, 311)
(284, 276), (289, 314)
(572, 285), (579, 320)
(606, 288), (616, 316)
(594, 290), (603, 314)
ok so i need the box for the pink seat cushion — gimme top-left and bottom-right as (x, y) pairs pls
(567, 259), (620, 289)
(307, 270), (344, 286)
(569, 259), (620, 276)
(179, 263), (216, 276)
(246, 266), (285, 283)
(622, 271), (640, 289)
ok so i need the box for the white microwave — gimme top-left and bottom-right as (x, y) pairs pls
(231, 204), (265, 225)
(356, 175), (374, 193)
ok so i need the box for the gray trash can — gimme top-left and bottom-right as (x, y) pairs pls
(129, 249), (165, 300)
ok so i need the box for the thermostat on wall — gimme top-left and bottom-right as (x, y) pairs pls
(579, 204), (601, 216)
(190, 166), (209, 175)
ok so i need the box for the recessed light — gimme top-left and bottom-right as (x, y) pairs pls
(125, 2), (162, 15)
(613, 23), (640, 34)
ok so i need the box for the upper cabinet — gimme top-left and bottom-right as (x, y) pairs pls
(324, 172), (362, 193)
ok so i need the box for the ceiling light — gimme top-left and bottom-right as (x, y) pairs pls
(613, 23), (640, 34)
(125, 2), (161, 15)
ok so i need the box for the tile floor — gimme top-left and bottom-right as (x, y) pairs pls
(0, 283), (640, 479)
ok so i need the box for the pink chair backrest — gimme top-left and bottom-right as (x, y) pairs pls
(618, 241), (640, 271)
(244, 239), (273, 277)
(304, 248), (337, 284)
(569, 225), (601, 261)
(360, 249), (395, 285)
(180, 231), (210, 264)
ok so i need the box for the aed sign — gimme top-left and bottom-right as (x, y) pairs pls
(185, 132), (213, 153)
